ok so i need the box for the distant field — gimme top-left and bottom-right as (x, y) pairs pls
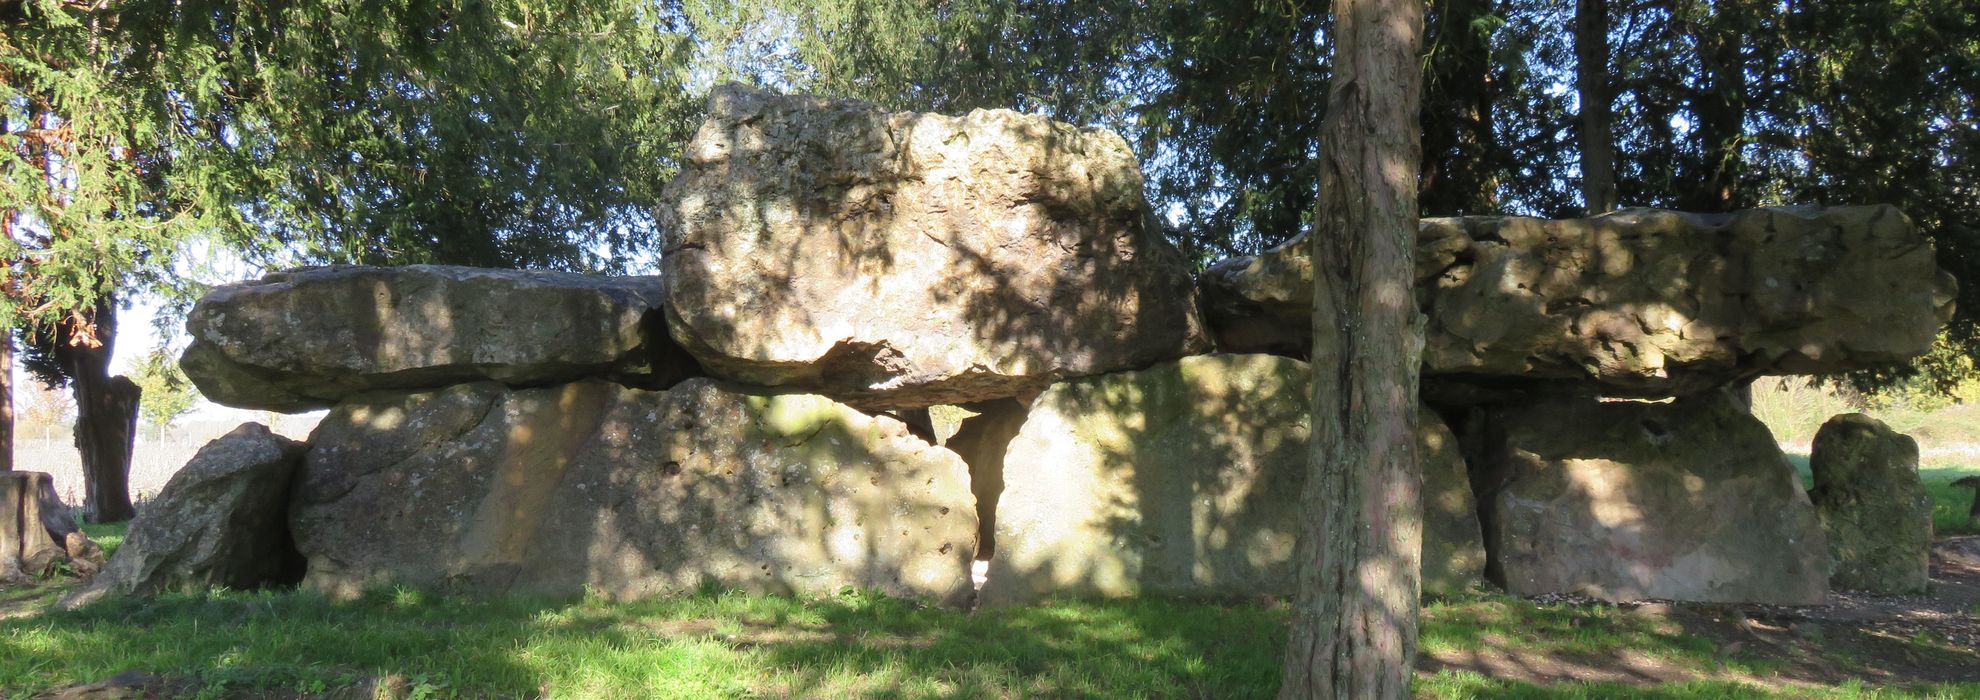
(22, 415), (319, 515)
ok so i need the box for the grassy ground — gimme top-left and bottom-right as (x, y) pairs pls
(3, 566), (1977, 698)
(78, 522), (127, 558)
(1925, 466), (1980, 536)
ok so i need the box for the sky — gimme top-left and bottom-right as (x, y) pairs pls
(13, 245), (323, 427)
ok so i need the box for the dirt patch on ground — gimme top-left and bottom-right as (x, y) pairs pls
(0, 581), (63, 621)
(1425, 536), (1980, 689)
(1422, 636), (1798, 687)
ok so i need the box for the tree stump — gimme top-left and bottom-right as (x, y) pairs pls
(1, 471), (88, 582)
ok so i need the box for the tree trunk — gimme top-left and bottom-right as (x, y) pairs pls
(1574, 0), (1618, 215)
(1682, 1), (1747, 212)
(1420, 0), (1501, 216)
(75, 375), (138, 523)
(1278, 0), (1426, 696)
(0, 471), (76, 581)
(0, 333), (13, 473)
(64, 301), (139, 523)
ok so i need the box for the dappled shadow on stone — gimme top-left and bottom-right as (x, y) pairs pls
(981, 354), (1311, 605)
(977, 353), (1489, 607)
(291, 378), (976, 605)
(1205, 206), (1956, 402)
(181, 266), (697, 412)
(1465, 390), (1828, 605)
(658, 84), (1208, 411)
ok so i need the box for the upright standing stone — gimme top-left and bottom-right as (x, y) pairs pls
(660, 84), (1209, 410)
(1809, 413), (1932, 594)
(1421, 407), (1487, 597)
(63, 424), (307, 608)
(982, 354), (1309, 606)
(293, 379), (977, 603)
(980, 354), (1485, 604)
(1478, 390), (1829, 604)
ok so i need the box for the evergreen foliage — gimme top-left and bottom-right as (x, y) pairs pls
(8, 0), (1980, 385)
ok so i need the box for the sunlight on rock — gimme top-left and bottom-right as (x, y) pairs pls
(983, 354), (1485, 604)
(294, 380), (974, 604)
(1483, 391), (1828, 604)
(659, 84), (1208, 410)
(1204, 206), (1952, 398)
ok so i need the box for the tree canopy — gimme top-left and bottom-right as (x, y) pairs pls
(747, 0), (1980, 391)
(7, 0), (1979, 387)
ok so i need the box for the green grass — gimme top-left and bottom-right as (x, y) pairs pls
(79, 521), (127, 558)
(5, 585), (1977, 698)
(1924, 466), (1980, 536)
(15, 485), (1977, 697)
(4, 587), (1289, 698)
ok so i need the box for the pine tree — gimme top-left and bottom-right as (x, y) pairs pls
(1280, 0), (1427, 694)
(4, 0), (714, 519)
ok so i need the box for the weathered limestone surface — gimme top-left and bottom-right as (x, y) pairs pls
(1809, 413), (1932, 594)
(63, 424), (306, 608)
(1203, 206), (1956, 397)
(1421, 407), (1488, 597)
(981, 354), (1484, 605)
(293, 379), (976, 603)
(1479, 391), (1829, 604)
(183, 265), (699, 411)
(660, 84), (1210, 410)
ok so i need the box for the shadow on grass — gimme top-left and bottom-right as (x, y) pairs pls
(0, 587), (1287, 698)
(14, 587), (1979, 697)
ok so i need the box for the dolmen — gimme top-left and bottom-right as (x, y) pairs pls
(74, 84), (1956, 609)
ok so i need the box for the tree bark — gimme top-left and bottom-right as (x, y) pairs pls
(1574, 0), (1618, 215)
(0, 333), (13, 472)
(63, 301), (139, 523)
(1681, 1), (1748, 212)
(1279, 0), (1426, 696)
(0, 471), (74, 581)
(1420, 0), (1501, 216)
(75, 375), (138, 523)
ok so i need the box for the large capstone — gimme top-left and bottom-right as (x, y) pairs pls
(1203, 206), (1955, 398)
(1809, 413), (1932, 594)
(183, 265), (699, 411)
(660, 84), (1210, 410)
(64, 424), (306, 607)
(979, 354), (1484, 605)
(1476, 391), (1829, 604)
(292, 379), (976, 603)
